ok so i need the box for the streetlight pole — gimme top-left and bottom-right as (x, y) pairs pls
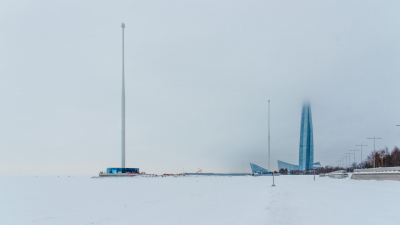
(345, 153), (352, 171)
(350, 150), (360, 167)
(367, 137), (382, 168)
(348, 151), (356, 169)
(342, 157), (347, 172)
(268, 99), (270, 172)
(356, 144), (367, 168)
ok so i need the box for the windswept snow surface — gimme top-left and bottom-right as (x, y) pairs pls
(1, 175), (399, 225)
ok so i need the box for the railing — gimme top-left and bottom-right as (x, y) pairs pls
(354, 167), (400, 173)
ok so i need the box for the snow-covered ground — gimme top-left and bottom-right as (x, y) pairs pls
(1, 175), (399, 225)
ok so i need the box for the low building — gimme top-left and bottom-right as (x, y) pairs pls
(277, 160), (299, 172)
(106, 168), (140, 174)
(249, 163), (269, 174)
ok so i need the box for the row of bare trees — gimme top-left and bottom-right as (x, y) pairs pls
(359, 147), (400, 168)
(278, 167), (347, 175)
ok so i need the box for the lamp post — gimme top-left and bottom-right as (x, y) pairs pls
(345, 153), (352, 171)
(268, 100), (270, 172)
(367, 137), (382, 168)
(348, 151), (356, 170)
(342, 157), (347, 172)
(355, 144), (367, 168)
(350, 150), (360, 167)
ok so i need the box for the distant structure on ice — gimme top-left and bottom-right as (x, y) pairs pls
(99, 23), (139, 177)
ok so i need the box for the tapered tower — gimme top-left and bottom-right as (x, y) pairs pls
(298, 103), (314, 171)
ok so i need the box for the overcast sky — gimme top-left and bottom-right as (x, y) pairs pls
(1, 1), (400, 175)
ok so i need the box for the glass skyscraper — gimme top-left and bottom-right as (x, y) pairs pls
(298, 103), (314, 171)
(277, 103), (315, 172)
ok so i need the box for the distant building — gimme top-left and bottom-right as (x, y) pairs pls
(107, 168), (139, 174)
(249, 163), (269, 174)
(278, 103), (315, 172)
(277, 160), (299, 171)
(313, 162), (321, 169)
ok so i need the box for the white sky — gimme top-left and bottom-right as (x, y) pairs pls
(1, 1), (400, 175)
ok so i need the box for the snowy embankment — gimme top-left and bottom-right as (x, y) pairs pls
(1, 175), (399, 225)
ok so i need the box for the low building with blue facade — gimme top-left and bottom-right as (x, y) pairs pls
(106, 168), (140, 174)
(249, 163), (270, 174)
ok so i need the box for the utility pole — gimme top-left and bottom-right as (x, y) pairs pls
(367, 137), (382, 168)
(355, 144), (368, 168)
(121, 22), (126, 168)
(268, 99), (270, 172)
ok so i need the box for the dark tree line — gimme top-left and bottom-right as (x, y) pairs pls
(279, 168), (288, 174)
(360, 147), (400, 168)
(278, 167), (343, 175)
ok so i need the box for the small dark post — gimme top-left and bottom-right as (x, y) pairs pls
(272, 171), (276, 187)
(314, 169), (315, 181)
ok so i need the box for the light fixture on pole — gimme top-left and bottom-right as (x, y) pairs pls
(367, 137), (382, 168)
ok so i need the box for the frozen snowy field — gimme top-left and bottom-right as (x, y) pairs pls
(1, 175), (399, 225)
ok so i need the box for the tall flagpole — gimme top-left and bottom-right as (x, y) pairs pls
(121, 23), (126, 168)
(268, 99), (270, 171)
